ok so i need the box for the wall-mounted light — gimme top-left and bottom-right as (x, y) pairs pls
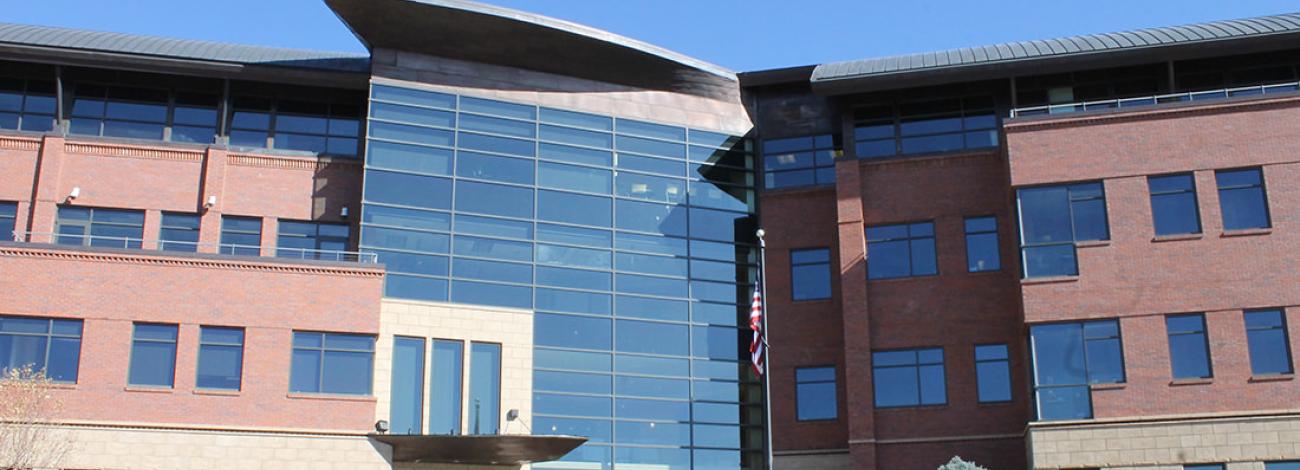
(66, 186), (80, 202)
(374, 420), (389, 434)
(204, 195), (217, 209)
(340, 206), (350, 219)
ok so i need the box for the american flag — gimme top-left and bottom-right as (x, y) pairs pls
(749, 285), (765, 377)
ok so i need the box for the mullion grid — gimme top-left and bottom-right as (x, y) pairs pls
(197, 326), (244, 390)
(1029, 322), (1094, 420)
(872, 348), (944, 408)
(296, 331), (374, 395)
(974, 344), (1010, 403)
(1082, 319), (1124, 384)
(1245, 309), (1294, 375)
(0, 316), (80, 382)
(0, 78), (56, 132)
(130, 323), (178, 387)
(853, 96), (998, 158)
(362, 84), (759, 465)
(1166, 314), (1212, 379)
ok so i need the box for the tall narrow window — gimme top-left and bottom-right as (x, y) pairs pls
(975, 344), (1012, 403)
(290, 332), (374, 395)
(1166, 314), (1212, 379)
(159, 212), (201, 252)
(872, 348), (945, 408)
(0, 202), (15, 241)
(391, 336), (426, 435)
(1148, 173), (1201, 236)
(220, 216), (262, 256)
(964, 216), (1001, 272)
(196, 327), (244, 390)
(430, 340), (464, 435)
(55, 206), (145, 249)
(1245, 309), (1293, 376)
(0, 315), (82, 383)
(1029, 319), (1124, 420)
(1017, 182), (1109, 277)
(1216, 168), (1270, 230)
(790, 248), (831, 301)
(866, 222), (936, 280)
(469, 342), (502, 434)
(129, 323), (178, 388)
(795, 366), (837, 420)
(276, 221), (351, 260)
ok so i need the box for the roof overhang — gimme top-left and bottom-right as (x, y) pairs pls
(324, 0), (738, 97)
(369, 434), (587, 465)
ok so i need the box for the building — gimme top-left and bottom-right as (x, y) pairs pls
(0, 1), (1298, 469)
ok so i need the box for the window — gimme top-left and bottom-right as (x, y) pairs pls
(1166, 314), (1212, 379)
(196, 327), (244, 390)
(0, 315), (82, 382)
(872, 348), (945, 408)
(128, 323), (178, 388)
(469, 342), (502, 434)
(1186, 465), (1225, 470)
(1216, 168), (1270, 230)
(790, 248), (832, 300)
(220, 216), (262, 256)
(67, 84), (218, 143)
(1029, 320), (1125, 420)
(0, 77), (56, 132)
(795, 366), (837, 420)
(158, 212), (200, 252)
(1148, 174), (1201, 236)
(964, 216), (1000, 272)
(854, 96), (998, 159)
(975, 344), (1012, 403)
(0, 202), (15, 241)
(430, 340), (464, 435)
(1266, 462), (1300, 470)
(762, 135), (838, 189)
(291, 331), (374, 395)
(171, 92), (220, 144)
(228, 94), (361, 157)
(55, 206), (145, 249)
(276, 220), (351, 260)
(391, 337), (425, 435)
(1017, 182), (1109, 278)
(866, 222), (936, 280)
(1245, 309), (1293, 376)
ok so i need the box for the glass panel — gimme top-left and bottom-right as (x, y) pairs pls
(456, 151), (534, 185)
(1030, 323), (1086, 386)
(371, 85), (455, 109)
(390, 337), (425, 435)
(364, 171), (452, 210)
(535, 314), (612, 350)
(469, 343), (502, 434)
(430, 340), (463, 435)
(616, 320), (688, 356)
(367, 141), (453, 175)
(538, 162), (612, 194)
(537, 191), (611, 227)
(455, 181), (533, 218)
(1036, 385), (1091, 420)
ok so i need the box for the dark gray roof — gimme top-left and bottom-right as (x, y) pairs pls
(811, 12), (1300, 86)
(0, 22), (370, 73)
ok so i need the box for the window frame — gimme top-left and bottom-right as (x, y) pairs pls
(761, 135), (839, 190)
(1016, 181), (1110, 278)
(1147, 173), (1203, 236)
(865, 221), (938, 280)
(794, 365), (838, 421)
(195, 325), (245, 391)
(158, 211), (201, 252)
(1215, 167), (1271, 231)
(963, 215), (1001, 273)
(1165, 313), (1214, 379)
(852, 95), (1000, 160)
(54, 206), (146, 249)
(0, 201), (16, 241)
(974, 343), (1013, 403)
(468, 341), (503, 435)
(871, 347), (947, 408)
(289, 331), (376, 396)
(275, 220), (352, 260)
(0, 76), (57, 133)
(1029, 319), (1126, 421)
(219, 216), (263, 256)
(127, 322), (179, 388)
(0, 315), (83, 383)
(227, 94), (362, 157)
(1244, 308), (1294, 376)
(789, 247), (832, 301)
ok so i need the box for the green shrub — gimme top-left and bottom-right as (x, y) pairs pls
(937, 456), (988, 470)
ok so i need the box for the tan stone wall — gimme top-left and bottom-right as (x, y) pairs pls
(1028, 412), (1300, 469)
(374, 299), (535, 437)
(773, 451), (851, 470)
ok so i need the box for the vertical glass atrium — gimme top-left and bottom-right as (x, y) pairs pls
(359, 83), (764, 469)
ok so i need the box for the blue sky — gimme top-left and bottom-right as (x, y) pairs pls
(5, 0), (1299, 71)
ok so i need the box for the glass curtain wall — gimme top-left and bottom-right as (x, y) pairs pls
(359, 83), (762, 470)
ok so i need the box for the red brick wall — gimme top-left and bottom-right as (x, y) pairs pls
(1007, 96), (1300, 419)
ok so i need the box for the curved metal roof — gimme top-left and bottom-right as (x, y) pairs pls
(325, 0), (737, 96)
(0, 22), (370, 72)
(811, 12), (1300, 89)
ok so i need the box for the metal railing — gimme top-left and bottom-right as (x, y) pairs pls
(11, 231), (378, 264)
(1011, 80), (1300, 118)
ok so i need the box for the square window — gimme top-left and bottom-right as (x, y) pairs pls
(872, 348), (945, 407)
(795, 366), (837, 420)
(1216, 168), (1270, 230)
(866, 222), (936, 280)
(790, 248), (831, 300)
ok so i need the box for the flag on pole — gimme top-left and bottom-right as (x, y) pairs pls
(749, 285), (765, 377)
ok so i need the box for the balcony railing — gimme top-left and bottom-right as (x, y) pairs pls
(1011, 81), (1300, 118)
(10, 231), (378, 264)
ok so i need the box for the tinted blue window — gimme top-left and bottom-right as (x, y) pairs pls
(537, 191), (611, 227)
(429, 340), (463, 435)
(461, 97), (535, 120)
(536, 266), (611, 291)
(615, 200), (688, 237)
(872, 348), (945, 407)
(539, 107), (612, 131)
(615, 274), (687, 298)
(617, 119), (686, 141)
(689, 208), (753, 243)
(618, 154), (684, 176)
(615, 295), (688, 322)
(1030, 320), (1124, 420)
(196, 327), (243, 390)
(615, 252), (687, 277)
(535, 314), (611, 350)
(371, 85), (455, 109)
(129, 323), (177, 387)
(385, 275), (448, 302)
(692, 326), (742, 361)
(1017, 182), (1108, 278)
(1266, 462), (1300, 470)
(616, 397), (689, 421)
(364, 226), (449, 253)
(469, 343), (502, 434)
(367, 140), (453, 175)
(454, 214), (532, 240)
(370, 122), (454, 147)
(964, 216), (1001, 272)
(535, 393), (612, 417)
(453, 259), (532, 284)
(1186, 465), (1225, 470)
(763, 135), (838, 189)
(535, 370), (612, 394)
(689, 181), (753, 212)
(0, 316), (82, 383)
(459, 114), (535, 139)
(0, 202), (14, 242)
(538, 162), (612, 194)
(276, 221), (350, 260)
(540, 124), (612, 148)
(1216, 168), (1270, 230)
(390, 337), (424, 435)
(537, 417), (613, 444)
(365, 171), (452, 210)
(1149, 174), (1202, 235)
(159, 212), (200, 252)
(617, 375), (690, 399)
(456, 151), (534, 185)
(55, 206), (145, 249)
(362, 205), (450, 232)
(455, 181), (533, 218)
(616, 320), (687, 356)
(534, 349), (611, 372)
(975, 344), (1011, 403)
(369, 102), (455, 128)
(1245, 309), (1293, 375)
(866, 222), (936, 279)
(616, 355), (689, 377)
(616, 173), (687, 204)
(1167, 314), (1212, 379)
(539, 143), (613, 166)
(458, 132), (534, 157)
(617, 232), (688, 256)
(617, 136), (686, 159)
(535, 288), (611, 315)
(290, 331), (374, 395)
(537, 244), (611, 269)
(537, 224), (611, 248)
(790, 248), (831, 300)
(452, 280), (532, 309)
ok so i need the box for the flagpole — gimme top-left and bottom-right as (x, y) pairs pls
(756, 228), (774, 470)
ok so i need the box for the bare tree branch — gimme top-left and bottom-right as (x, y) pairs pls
(0, 365), (72, 470)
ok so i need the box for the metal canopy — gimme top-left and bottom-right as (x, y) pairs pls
(369, 434), (587, 465)
(324, 0), (738, 97)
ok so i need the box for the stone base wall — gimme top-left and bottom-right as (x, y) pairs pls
(1029, 412), (1300, 469)
(773, 450), (851, 470)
